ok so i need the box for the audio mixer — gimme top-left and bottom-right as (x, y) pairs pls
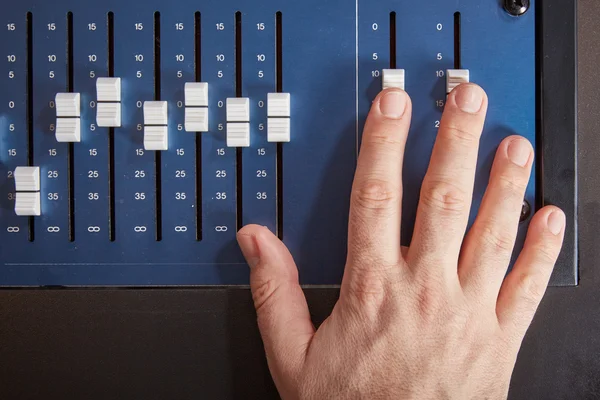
(0, 0), (577, 286)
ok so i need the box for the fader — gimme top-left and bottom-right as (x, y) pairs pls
(0, 0), (575, 286)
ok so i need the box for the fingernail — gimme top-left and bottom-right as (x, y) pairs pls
(547, 211), (565, 236)
(507, 139), (531, 167)
(454, 84), (484, 114)
(237, 233), (260, 268)
(379, 90), (407, 119)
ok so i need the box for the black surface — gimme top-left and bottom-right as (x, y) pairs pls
(1, 0), (598, 398)
(509, 0), (600, 397)
(541, 0), (578, 286)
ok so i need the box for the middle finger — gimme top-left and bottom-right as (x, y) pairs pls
(408, 83), (488, 281)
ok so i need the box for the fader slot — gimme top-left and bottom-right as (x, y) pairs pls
(382, 11), (404, 91)
(454, 12), (461, 69)
(235, 11), (243, 232)
(195, 11), (203, 241)
(389, 12), (397, 69)
(275, 11), (284, 239)
(108, 12), (116, 241)
(447, 12), (469, 97)
(153, 12), (163, 241)
(27, 12), (35, 240)
(66, 12), (75, 241)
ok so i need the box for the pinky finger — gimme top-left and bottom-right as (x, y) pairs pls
(496, 206), (566, 339)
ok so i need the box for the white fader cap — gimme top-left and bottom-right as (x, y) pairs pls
(96, 102), (122, 127)
(15, 192), (41, 216)
(267, 118), (290, 143)
(55, 93), (81, 117)
(96, 77), (122, 102)
(227, 123), (250, 147)
(267, 93), (291, 117)
(446, 69), (470, 94)
(185, 108), (209, 132)
(185, 82), (209, 107)
(226, 98), (250, 122)
(382, 69), (405, 91)
(14, 166), (40, 192)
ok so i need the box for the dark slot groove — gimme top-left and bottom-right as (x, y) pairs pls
(67, 12), (75, 242)
(235, 11), (243, 232)
(108, 11), (116, 241)
(154, 12), (162, 241)
(26, 12), (34, 241)
(389, 12), (397, 69)
(454, 12), (461, 69)
(275, 11), (283, 240)
(194, 11), (203, 241)
(534, 3), (543, 211)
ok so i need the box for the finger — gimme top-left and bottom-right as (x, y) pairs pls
(408, 83), (488, 280)
(347, 89), (412, 273)
(496, 207), (565, 340)
(460, 136), (534, 304)
(237, 225), (315, 390)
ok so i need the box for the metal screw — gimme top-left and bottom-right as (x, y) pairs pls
(504, 0), (530, 16)
(520, 200), (531, 222)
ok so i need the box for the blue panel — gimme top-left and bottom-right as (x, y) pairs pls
(34, 11), (70, 242)
(0, 0), (537, 286)
(241, 11), (277, 232)
(280, 0), (356, 284)
(201, 9), (240, 255)
(160, 10), (197, 242)
(113, 11), (156, 248)
(73, 11), (110, 240)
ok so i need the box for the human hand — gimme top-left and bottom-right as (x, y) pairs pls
(237, 84), (565, 400)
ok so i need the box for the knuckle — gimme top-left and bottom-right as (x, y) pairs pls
(477, 223), (516, 254)
(352, 179), (399, 212)
(414, 283), (446, 322)
(409, 272), (449, 320)
(345, 264), (399, 309)
(443, 123), (481, 145)
(515, 272), (547, 307)
(251, 277), (282, 315)
(533, 241), (561, 265)
(496, 173), (528, 196)
(366, 123), (407, 147)
(420, 179), (467, 215)
(348, 276), (387, 306)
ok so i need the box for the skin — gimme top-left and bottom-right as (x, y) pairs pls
(236, 84), (565, 400)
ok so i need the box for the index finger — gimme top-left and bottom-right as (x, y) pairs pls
(346, 89), (412, 277)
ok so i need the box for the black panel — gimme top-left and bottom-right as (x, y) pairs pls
(539, 0), (578, 286)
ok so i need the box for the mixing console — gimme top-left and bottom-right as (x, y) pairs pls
(0, 0), (566, 286)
